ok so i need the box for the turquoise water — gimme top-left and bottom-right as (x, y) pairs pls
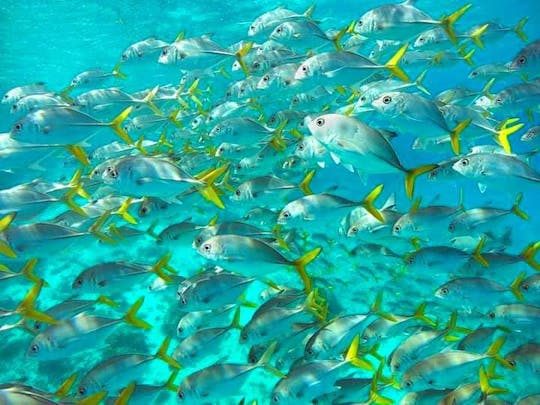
(1, 0), (540, 404)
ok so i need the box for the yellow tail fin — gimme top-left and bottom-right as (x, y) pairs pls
(413, 302), (437, 327)
(151, 253), (175, 283)
(142, 85), (163, 116)
(78, 391), (107, 405)
(109, 106), (134, 145)
(404, 164), (438, 199)
(292, 246), (322, 292)
(486, 337), (513, 369)
(470, 24), (489, 48)
(479, 366), (508, 398)
(495, 118), (523, 153)
(509, 272), (526, 301)
(197, 165), (228, 209)
(123, 297), (152, 330)
(520, 241), (540, 271)
(114, 383), (135, 405)
(112, 62), (128, 80)
(450, 119), (472, 155)
(60, 187), (88, 217)
(385, 44), (411, 83)
(54, 373), (77, 399)
(96, 295), (119, 307)
(65, 145), (90, 166)
(114, 198), (137, 224)
(299, 170), (316, 195)
(511, 193), (528, 220)
(235, 42), (254, 77)
(361, 184), (384, 222)
(441, 4), (472, 44)
(16, 282), (60, 325)
(155, 337), (181, 369)
(345, 335), (374, 371)
(472, 236), (489, 267)
(21, 258), (46, 285)
(514, 17), (528, 42)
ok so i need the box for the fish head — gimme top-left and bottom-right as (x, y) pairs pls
(270, 22), (292, 41)
(177, 314), (197, 339)
(473, 95), (494, 109)
(372, 92), (402, 115)
(451, 155), (476, 177)
(434, 283), (452, 299)
(294, 60), (313, 81)
(392, 215), (414, 237)
(177, 381), (199, 403)
(209, 122), (232, 138)
(248, 20), (262, 37)
(197, 237), (224, 260)
(158, 45), (184, 64)
(232, 182), (253, 201)
(257, 73), (273, 89)
(277, 200), (305, 225)
(354, 9), (380, 36)
(192, 227), (214, 249)
(400, 373), (416, 391)
(508, 48), (533, 72)
(101, 163), (121, 186)
(26, 333), (53, 359)
(521, 126), (540, 142)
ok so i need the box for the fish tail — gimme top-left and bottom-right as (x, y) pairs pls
(450, 118), (472, 155)
(331, 25), (348, 51)
(472, 236), (490, 267)
(168, 109), (183, 129)
(345, 335), (374, 371)
(304, 289), (328, 321)
(269, 119), (289, 152)
(53, 373), (77, 399)
(113, 197), (137, 224)
(65, 145), (90, 166)
(514, 17), (528, 41)
(230, 307), (242, 329)
(0, 214), (16, 255)
(21, 258), (47, 286)
(142, 85), (163, 116)
(96, 295), (119, 307)
(361, 183), (384, 222)
(462, 47), (476, 66)
(370, 292), (396, 322)
(109, 106), (134, 145)
(112, 61), (128, 80)
(470, 23), (489, 48)
(443, 312), (473, 341)
(257, 341), (284, 377)
(385, 43), (411, 83)
(239, 291), (258, 308)
(304, 4), (316, 19)
(58, 85), (75, 103)
(145, 220), (161, 241)
(495, 117), (524, 153)
(404, 164), (438, 199)
(155, 336), (181, 369)
(60, 187), (88, 218)
(235, 42), (254, 77)
(115, 383), (135, 405)
(441, 4), (472, 44)
(272, 225), (290, 251)
(509, 272), (526, 301)
(413, 302), (437, 327)
(511, 193), (529, 220)
(16, 282), (60, 325)
(164, 371), (179, 392)
(151, 253), (175, 283)
(479, 366), (508, 399)
(299, 169), (316, 195)
(486, 337), (514, 369)
(414, 70), (431, 95)
(197, 165), (228, 209)
(520, 241), (540, 271)
(367, 369), (395, 404)
(78, 391), (107, 405)
(292, 246), (322, 293)
(123, 297), (152, 330)
(89, 211), (117, 245)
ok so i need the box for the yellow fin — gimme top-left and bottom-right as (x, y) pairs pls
(123, 297), (152, 330)
(495, 118), (523, 153)
(65, 145), (90, 166)
(299, 169), (316, 195)
(511, 193), (528, 220)
(345, 335), (374, 371)
(361, 183), (384, 222)
(112, 62), (127, 80)
(520, 241), (540, 271)
(155, 336), (181, 369)
(441, 4), (472, 44)
(114, 198), (137, 225)
(472, 236), (489, 267)
(385, 44), (410, 83)
(450, 119), (472, 155)
(470, 24), (489, 48)
(54, 373), (77, 399)
(78, 391), (107, 405)
(292, 247), (322, 293)
(114, 382), (135, 405)
(109, 106), (134, 145)
(514, 17), (528, 42)
(404, 164), (438, 199)
(17, 282), (60, 325)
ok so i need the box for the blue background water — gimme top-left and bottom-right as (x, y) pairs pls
(1, 0), (540, 403)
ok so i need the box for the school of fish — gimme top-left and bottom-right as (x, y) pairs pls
(1, 0), (540, 404)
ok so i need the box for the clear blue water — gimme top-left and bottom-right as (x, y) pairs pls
(1, 0), (540, 404)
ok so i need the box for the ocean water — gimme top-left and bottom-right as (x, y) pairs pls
(1, 0), (540, 404)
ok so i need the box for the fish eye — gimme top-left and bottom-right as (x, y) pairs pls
(74, 278), (83, 287)
(272, 394), (280, 402)
(282, 210), (291, 218)
(508, 359), (516, 367)
(394, 363), (400, 370)
(249, 25), (255, 31)
(405, 255), (414, 264)
(202, 243), (211, 252)
(253, 62), (260, 69)
(404, 380), (413, 388)
(140, 206), (149, 216)
(315, 118), (325, 127)
(440, 287), (449, 295)
(382, 95), (392, 104)
(180, 297), (187, 305)
(31, 344), (39, 353)
(302, 65), (308, 72)
(214, 126), (221, 132)
(178, 391), (185, 399)
(235, 189), (241, 196)
(14, 123), (22, 131)
(393, 224), (401, 233)
(360, 96), (366, 102)
(240, 331), (248, 342)
(495, 97), (502, 104)
(78, 387), (87, 396)
(418, 37), (425, 42)
(110, 169), (118, 178)
(471, 71), (478, 77)
(263, 75), (269, 82)
(521, 283), (529, 291)
(518, 55), (526, 64)
(306, 348), (314, 356)
(460, 158), (469, 166)
(487, 311), (495, 319)
(297, 142), (305, 151)
(448, 223), (455, 232)
(357, 20), (363, 27)
(276, 27), (282, 33)
(162, 48), (168, 56)
(350, 226), (358, 234)
(292, 97), (299, 105)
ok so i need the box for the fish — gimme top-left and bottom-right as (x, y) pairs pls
(509, 39), (540, 79)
